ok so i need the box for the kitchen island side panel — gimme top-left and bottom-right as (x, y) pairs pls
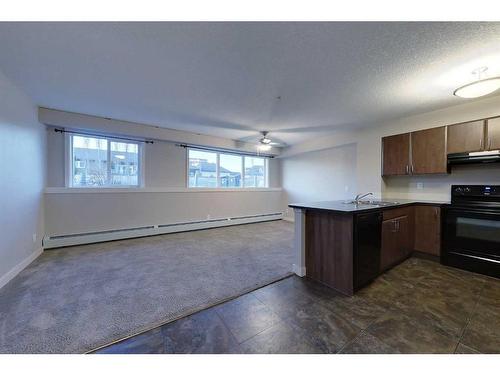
(305, 210), (354, 295)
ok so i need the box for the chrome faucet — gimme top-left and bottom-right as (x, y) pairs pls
(354, 192), (373, 204)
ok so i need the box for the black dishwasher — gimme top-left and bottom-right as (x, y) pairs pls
(354, 211), (382, 290)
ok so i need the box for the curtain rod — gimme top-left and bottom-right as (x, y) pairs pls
(52, 128), (275, 158)
(53, 128), (154, 144)
(176, 143), (275, 158)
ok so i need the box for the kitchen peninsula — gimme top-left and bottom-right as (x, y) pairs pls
(289, 199), (446, 296)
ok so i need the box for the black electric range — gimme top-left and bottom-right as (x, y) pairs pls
(442, 185), (500, 279)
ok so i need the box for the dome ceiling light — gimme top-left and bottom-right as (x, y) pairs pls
(454, 67), (500, 99)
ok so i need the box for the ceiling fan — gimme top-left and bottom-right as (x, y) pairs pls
(257, 131), (286, 148)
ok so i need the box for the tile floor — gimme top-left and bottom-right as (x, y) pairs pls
(94, 257), (499, 354)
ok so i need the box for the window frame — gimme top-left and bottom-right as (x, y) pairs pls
(186, 147), (269, 189)
(65, 133), (144, 188)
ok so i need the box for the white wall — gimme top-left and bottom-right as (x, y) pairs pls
(281, 94), (500, 203)
(281, 144), (357, 220)
(0, 70), (45, 286)
(43, 112), (282, 237)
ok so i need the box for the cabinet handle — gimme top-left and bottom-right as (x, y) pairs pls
(406, 165), (409, 174)
(411, 165), (414, 174)
(480, 138), (483, 149)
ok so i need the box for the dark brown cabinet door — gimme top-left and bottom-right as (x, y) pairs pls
(487, 117), (500, 150)
(447, 120), (485, 154)
(411, 127), (448, 174)
(381, 215), (411, 272)
(414, 205), (441, 256)
(382, 133), (410, 176)
(381, 219), (399, 271)
(397, 215), (412, 257)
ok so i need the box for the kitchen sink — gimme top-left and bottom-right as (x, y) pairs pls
(343, 200), (400, 207)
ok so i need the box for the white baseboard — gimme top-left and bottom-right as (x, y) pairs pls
(292, 264), (306, 277)
(44, 213), (283, 249)
(0, 247), (43, 290)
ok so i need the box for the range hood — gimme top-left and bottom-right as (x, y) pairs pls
(448, 150), (500, 165)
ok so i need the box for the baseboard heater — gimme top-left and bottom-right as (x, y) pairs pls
(43, 212), (283, 249)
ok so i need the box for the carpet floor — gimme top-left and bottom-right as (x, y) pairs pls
(0, 220), (294, 353)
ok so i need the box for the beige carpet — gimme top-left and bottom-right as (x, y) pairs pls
(0, 220), (294, 353)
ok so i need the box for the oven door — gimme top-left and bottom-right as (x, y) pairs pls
(442, 206), (500, 277)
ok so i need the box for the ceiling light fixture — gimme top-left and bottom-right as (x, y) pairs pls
(454, 67), (500, 99)
(258, 144), (272, 152)
(259, 131), (273, 145)
(260, 137), (272, 145)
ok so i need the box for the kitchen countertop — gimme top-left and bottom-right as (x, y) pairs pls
(288, 198), (450, 213)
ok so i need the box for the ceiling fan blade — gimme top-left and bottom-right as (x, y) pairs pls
(237, 134), (261, 142)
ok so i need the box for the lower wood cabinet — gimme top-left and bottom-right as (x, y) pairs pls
(414, 205), (441, 256)
(380, 207), (414, 272)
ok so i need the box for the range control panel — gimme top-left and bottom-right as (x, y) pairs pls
(452, 185), (500, 197)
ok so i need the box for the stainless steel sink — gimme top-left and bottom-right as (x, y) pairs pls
(343, 200), (399, 207)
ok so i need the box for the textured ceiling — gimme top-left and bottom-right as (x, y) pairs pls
(1, 22), (500, 145)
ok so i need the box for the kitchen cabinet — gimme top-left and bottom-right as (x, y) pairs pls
(414, 205), (441, 256)
(411, 126), (448, 174)
(447, 120), (485, 154)
(382, 127), (447, 176)
(380, 207), (414, 271)
(382, 133), (411, 176)
(486, 117), (500, 150)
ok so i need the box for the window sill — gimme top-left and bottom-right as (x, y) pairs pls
(45, 187), (282, 194)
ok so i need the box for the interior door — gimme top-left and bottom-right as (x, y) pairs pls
(487, 118), (500, 150)
(447, 120), (485, 154)
(382, 133), (410, 176)
(411, 126), (447, 174)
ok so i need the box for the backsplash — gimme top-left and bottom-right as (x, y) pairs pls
(382, 163), (500, 201)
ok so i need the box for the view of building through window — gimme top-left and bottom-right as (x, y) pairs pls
(188, 149), (218, 187)
(219, 153), (242, 187)
(71, 135), (140, 187)
(244, 156), (266, 188)
(188, 149), (267, 188)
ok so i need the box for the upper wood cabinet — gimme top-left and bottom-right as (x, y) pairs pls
(411, 127), (448, 174)
(487, 117), (500, 150)
(382, 133), (410, 176)
(447, 120), (485, 154)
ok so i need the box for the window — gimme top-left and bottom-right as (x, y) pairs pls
(244, 156), (266, 188)
(219, 153), (242, 188)
(188, 148), (268, 188)
(188, 149), (217, 188)
(69, 134), (142, 187)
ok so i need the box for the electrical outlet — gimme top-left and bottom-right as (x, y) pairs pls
(416, 182), (424, 190)
(345, 185), (349, 192)
(32, 233), (37, 243)
(207, 214), (211, 220)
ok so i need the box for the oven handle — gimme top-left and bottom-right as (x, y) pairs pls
(445, 207), (500, 216)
